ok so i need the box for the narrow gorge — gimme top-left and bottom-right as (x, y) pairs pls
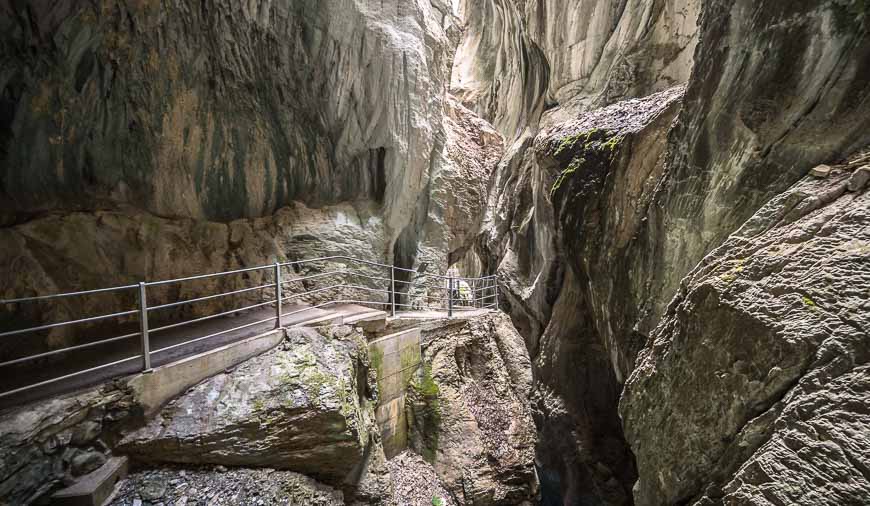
(1, 1), (868, 505)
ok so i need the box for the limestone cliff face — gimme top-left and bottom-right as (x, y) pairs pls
(0, 0), (457, 243)
(451, 0), (698, 138)
(462, 0), (870, 504)
(622, 156), (870, 505)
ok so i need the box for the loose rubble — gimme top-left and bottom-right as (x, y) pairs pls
(108, 466), (344, 506)
(386, 451), (453, 506)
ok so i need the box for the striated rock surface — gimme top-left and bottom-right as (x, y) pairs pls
(622, 155), (870, 505)
(477, 85), (683, 504)
(468, 0), (870, 502)
(0, 0), (457, 240)
(0, 382), (139, 504)
(451, 0), (698, 138)
(407, 313), (538, 505)
(414, 95), (504, 277)
(117, 326), (383, 490)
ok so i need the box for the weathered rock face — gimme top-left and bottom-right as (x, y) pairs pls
(638, 0), (870, 341)
(466, 0), (870, 502)
(0, 382), (139, 504)
(117, 326), (384, 490)
(414, 95), (504, 276)
(451, 0), (699, 138)
(406, 313), (539, 505)
(621, 156), (870, 505)
(0, 0), (457, 242)
(482, 85), (683, 504)
(0, 203), (388, 353)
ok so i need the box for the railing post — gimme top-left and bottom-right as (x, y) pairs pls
(494, 275), (499, 310)
(390, 266), (396, 317)
(275, 262), (283, 329)
(138, 282), (152, 373)
(448, 276), (454, 318)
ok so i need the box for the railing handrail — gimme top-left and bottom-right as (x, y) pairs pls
(1, 254), (498, 304)
(0, 254), (500, 401)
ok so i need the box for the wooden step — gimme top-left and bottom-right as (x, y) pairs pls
(51, 456), (128, 506)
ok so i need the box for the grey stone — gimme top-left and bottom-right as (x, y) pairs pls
(70, 450), (107, 477)
(621, 171), (870, 505)
(116, 326), (379, 488)
(407, 313), (538, 504)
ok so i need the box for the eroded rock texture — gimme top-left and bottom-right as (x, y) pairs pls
(0, 0), (456, 236)
(0, 202), (387, 354)
(0, 381), (139, 504)
(407, 313), (539, 505)
(117, 326), (385, 494)
(466, 0), (870, 502)
(451, 0), (698, 138)
(622, 157), (870, 505)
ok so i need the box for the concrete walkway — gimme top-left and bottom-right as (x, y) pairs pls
(0, 303), (386, 410)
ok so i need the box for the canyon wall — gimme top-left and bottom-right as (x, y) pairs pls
(0, 0), (455, 240)
(459, 0), (870, 503)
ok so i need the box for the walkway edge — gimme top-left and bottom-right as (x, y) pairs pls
(128, 328), (285, 417)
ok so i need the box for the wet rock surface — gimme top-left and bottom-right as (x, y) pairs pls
(116, 326), (378, 487)
(622, 155), (870, 505)
(108, 465), (344, 506)
(407, 313), (538, 505)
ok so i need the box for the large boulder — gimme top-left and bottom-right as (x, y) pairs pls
(117, 326), (382, 488)
(407, 313), (539, 505)
(621, 157), (870, 505)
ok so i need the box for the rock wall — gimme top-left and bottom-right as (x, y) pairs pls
(451, 0), (698, 138)
(0, 0), (457, 241)
(622, 157), (870, 505)
(406, 313), (539, 505)
(462, 0), (870, 503)
(0, 202), (388, 354)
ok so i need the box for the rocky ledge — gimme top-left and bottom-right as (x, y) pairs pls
(108, 465), (344, 506)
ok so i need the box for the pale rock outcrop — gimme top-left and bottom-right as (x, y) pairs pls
(117, 326), (385, 493)
(621, 154), (870, 505)
(406, 313), (538, 505)
(450, 0), (699, 138)
(414, 95), (504, 278)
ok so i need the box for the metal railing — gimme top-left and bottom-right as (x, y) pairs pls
(0, 255), (499, 400)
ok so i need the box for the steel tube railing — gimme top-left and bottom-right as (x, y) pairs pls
(0, 354), (141, 399)
(0, 284), (137, 305)
(145, 264), (273, 287)
(0, 253), (500, 402)
(0, 331), (140, 368)
(0, 308), (138, 338)
(148, 299), (277, 334)
(147, 283), (274, 312)
(151, 315), (278, 355)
